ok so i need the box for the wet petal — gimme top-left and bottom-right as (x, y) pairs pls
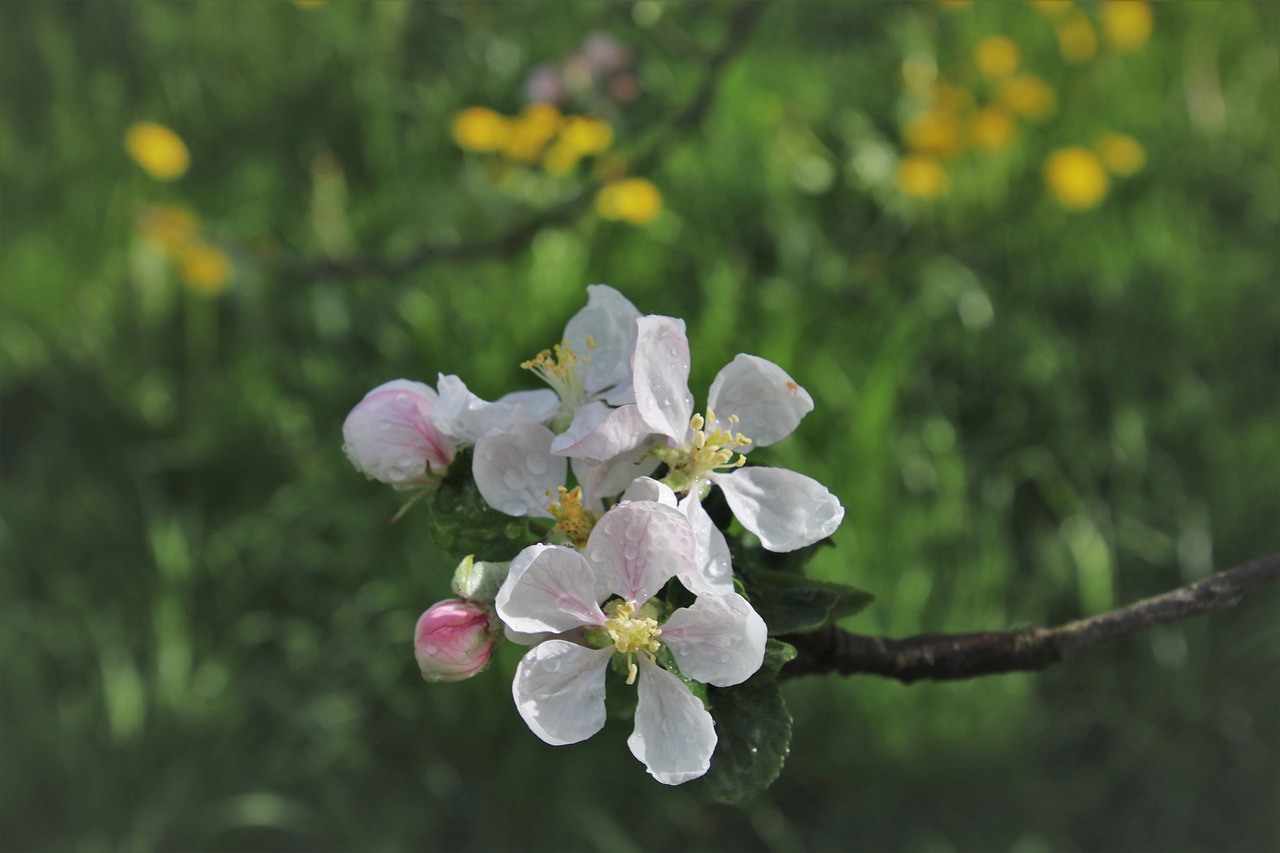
(433, 373), (549, 444)
(584, 502), (695, 606)
(620, 476), (677, 507)
(711, 467), (845, 552)
(632, 316), (695, 442)
(342, 379), (455, 488)
(661, 592), (767, 687)
(628, 657), (716, 784)
(550, 402), (652, 461)
(706, 354), (813, 449)
(676, 491), (735, 596)
(496, 388), (561, 423)
(514, 640), (613, 746)
(473, 423), (566, 517)
(563, 284), (641, 401)
(572, 444), (662, 509)
(496, 544), (607, 634)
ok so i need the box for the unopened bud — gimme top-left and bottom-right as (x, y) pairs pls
(413, 599), (496, 683)
(450, 555), (510, 604)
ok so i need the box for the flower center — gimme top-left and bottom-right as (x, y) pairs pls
(521, 337), (596, 429)
(603, 599), (661, 685)
(651, 407), (752, 494)
(545, 485), (598, 548)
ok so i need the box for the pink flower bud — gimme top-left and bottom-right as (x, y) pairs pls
(414, 599), (496, 683)
(342, 379), (455, 490)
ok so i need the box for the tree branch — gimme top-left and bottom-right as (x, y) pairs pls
(274, 0), (771, 283)
(779, 551), (1280, 683)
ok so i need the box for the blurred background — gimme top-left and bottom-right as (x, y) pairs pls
(2, 1), (1278, 850)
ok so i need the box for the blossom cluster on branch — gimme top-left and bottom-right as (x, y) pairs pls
(342, 285), (864, 796)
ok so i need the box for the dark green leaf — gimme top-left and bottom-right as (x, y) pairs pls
(426, 448), (543, 561)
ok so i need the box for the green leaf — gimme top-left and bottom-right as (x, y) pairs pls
(426, 449), (543, 561)
(747, 569), (876, 634)
(699, 640), (796, 803)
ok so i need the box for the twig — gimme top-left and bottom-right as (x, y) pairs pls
(274, 0), (772, 283)
(779, 551), (1280, 683)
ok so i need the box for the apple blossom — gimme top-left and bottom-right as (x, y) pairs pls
(342, 380), (457, 490)
(495, 501), (767, 785)
(414, 599), (498, 682)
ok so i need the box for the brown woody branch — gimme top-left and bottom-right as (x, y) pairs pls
(779, 551), (1280, 683)
(274, 0), (771, 282)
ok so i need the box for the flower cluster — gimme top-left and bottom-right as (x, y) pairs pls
(344, 285), (845, 784)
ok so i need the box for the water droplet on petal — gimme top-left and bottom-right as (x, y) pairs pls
(526, 455), (548, 475)
(502, 470), (523, 489)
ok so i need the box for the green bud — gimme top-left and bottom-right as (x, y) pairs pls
(450, 555), (510, 604)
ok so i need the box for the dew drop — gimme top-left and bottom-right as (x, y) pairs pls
(425, 644), (439, 655)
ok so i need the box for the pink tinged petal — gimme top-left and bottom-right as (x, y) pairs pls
(414, 599), (496, 682)
(473, 424), (566, 518)
(433, 374), (549, 444)
(342, 379), (455, 489)
(513, 640), (613, 746)
(628, 657), (717, 785)
(660, 592), (767, 687)
(620, 476), (677, 507)
(676, 491), (735, 596)
(563, 284), (641, 400)
(571, 445), (661, 509)
(711, 467), (845, 552)
(632, 316), (695, 441)
(584, 501), (695, 606)
(550, 403), (653, 462)
(496, 544), (607, 634)
(706, 354), (814, 449)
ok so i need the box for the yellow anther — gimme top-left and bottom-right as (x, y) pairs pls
(585, 335), (597, 350)
(546, 485), (597, 548)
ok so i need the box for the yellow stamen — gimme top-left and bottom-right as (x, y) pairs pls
(545, 485), (598, 548)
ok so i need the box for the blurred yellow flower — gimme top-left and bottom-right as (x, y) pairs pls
(595, 177), (662, 225)
(1100, 1), (1153, 53)
(1029, 0), (1073, 16)
(542, 141), (581, 176)
(969, 108), (1016, 151)
(1044, 147), (1108, 210)
(897, 155), (948, 199)
(1096, 132), (1145, 176)
(904, 110), (965, 157)
(997, 74), (1056, 120)
(177, 243), (232, 295)
(452, 107), (510, 153)
(125, 121), (190, 181)
(1057, 12), (1097, 63)
(975, 36), (1021, 80)
(137, 205), (199, 252)
(559, 116), (614, 156)
(502, 104), (563, 162)
(930, 82), (974, 115)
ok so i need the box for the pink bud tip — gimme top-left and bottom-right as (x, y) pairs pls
(413, 599), (496, 683)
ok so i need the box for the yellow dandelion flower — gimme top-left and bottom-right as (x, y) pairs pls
(178, 243), (233, 295)
(451, 107), (510, 153)
(975, 36), (1021, 81)
(137, 205), (199, 253)
(595, 178), (662, 225)
(1101, 1), (1153, 53)
(1044, 147), (1108, 210)
(969, 108), (1017, 151)
(1028, 0), (1073, 17)
(125, 122), (190, 181)
(501, 104), (563, 163)
(897, 155), (948, 199)
(1056, 12), (1097, 63)
(1096, 133), (1145, 176)
(542, 141), (582, 176)
(559, 116), (614, 156)
(904, 110), (966, 158)
(997, 74), (1056, 120)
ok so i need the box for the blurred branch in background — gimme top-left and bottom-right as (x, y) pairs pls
(272, 0), (771, 283)
(781, 551), (1280, 683)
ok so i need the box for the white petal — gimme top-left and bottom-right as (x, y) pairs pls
(496, 388), (561, 422)
(433, 374), (549, 444)
(632, 316), (695, 441)
(711, 467), (845, 552)
(342, 379), (455, 488)
(661, 592), (767, 687)
(472, 424), (566, 518)
(620, 477), (677, 507)
(676, 491), (735, 596)
(571, 445), (662, 509)
(496, 544), (607, 634)
(627, 657), (716, 785)
(563, 284), (641, 401)
(513, 640), (614, 746)
(550, 403), (653, 462)
(706, 354), (813, 449)
(584, 502), (695, 606)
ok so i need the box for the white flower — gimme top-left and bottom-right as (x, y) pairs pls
(342, 379), (457, 490)
(495, 501), (767, 785)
